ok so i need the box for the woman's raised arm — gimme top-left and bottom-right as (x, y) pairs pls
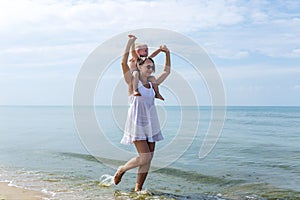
(121, 35), (136, 84)
(155, 46), (171, 85)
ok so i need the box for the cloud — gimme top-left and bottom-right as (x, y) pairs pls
(194, 0), (300, 59)
(290, 48), (300, 57)
(201, 16), (300, 59)
(1, 0), (299, 60)
(0, 0), (250, 66)
(203, 41), (250, 59)
(0, 0), (246, 33)
(294, 85), (300, 90)
(0, 43), (96, 68)
(218, 65), (300, 80)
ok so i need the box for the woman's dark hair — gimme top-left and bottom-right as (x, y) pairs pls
(137, 56), (155, 72)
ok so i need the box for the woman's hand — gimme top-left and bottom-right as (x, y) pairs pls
(160, 45), (169, 53)
(128, 34), (137, 42)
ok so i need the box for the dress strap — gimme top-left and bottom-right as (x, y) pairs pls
(149, 81), (153, 89)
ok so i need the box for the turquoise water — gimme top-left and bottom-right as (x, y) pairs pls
(0, 106), (300, 199)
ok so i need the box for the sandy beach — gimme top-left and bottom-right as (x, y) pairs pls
(0, 182), (44, 200)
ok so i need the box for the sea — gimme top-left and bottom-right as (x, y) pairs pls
(0, 106), (299, 200)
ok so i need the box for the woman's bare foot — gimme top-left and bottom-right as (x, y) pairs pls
(155, 93), (164, 101)
(114, 166), (125, 185)
(135, 183), (142, 192)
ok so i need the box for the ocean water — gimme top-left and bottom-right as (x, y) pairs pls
(0, 106), (300, 200)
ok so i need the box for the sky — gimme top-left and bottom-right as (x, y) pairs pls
(0, 0), (300, 106)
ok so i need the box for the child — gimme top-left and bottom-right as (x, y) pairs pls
(129, 41), (165, 101)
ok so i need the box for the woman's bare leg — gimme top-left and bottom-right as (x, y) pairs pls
(135, 142), (155, 191)
(114, 140), (153, 185)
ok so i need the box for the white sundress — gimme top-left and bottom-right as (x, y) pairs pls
(120, 81), (163, 144)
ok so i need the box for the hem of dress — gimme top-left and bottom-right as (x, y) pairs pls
(120, 135), (164, 145)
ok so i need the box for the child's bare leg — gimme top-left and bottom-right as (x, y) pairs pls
(132, 70), (141, 96)
(148, 76), (164, 100)
(152, 83), (164, 101)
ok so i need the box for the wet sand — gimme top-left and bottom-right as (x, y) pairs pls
(0, 182), (43, 200)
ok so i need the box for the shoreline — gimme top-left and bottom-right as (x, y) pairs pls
(0, 182), (44, 200)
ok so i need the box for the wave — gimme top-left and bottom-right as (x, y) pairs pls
(59, 152), (241, 186)
(114, 190), (228, 200)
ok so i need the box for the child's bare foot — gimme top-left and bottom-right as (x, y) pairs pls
(155, 93), (164, 101)
(134, 91), (141, 96)
(114, 166), (125, 185)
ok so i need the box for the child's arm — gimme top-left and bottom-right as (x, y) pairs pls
(149, 48), (161, 58)
(149, 45), (167, 58)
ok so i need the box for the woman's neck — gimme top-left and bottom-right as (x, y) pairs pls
(139, 74), (148, 84)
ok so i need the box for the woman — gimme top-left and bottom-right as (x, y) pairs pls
(114, 34), (171, 191)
